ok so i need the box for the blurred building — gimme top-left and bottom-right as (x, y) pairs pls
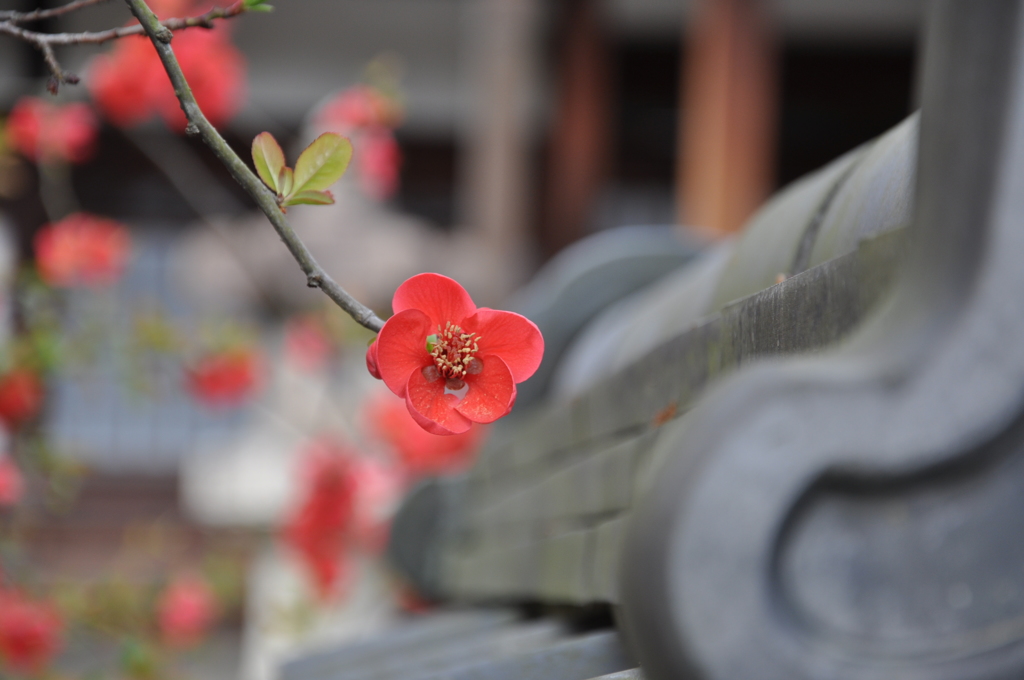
(0, 0), (925, 259)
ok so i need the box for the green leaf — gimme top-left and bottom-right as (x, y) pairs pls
(278, 166), (294, 198)
(243, 0), (273, 9)
(283, 189), (335, 207)
(292, 133), (352, 195)
(252, 132), (285, 194)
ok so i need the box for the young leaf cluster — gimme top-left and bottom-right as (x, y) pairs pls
(242, 0), (274, 12)
(252, 132), (352, 210)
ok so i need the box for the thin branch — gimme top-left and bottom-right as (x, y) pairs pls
(0, 3), (245, 46)
(123, 0), (386, 333)
(0, 2), (245, 90)
(123, 128), (285, 313)
(0, 0), (112, 24)
(38, 42), (79, 92)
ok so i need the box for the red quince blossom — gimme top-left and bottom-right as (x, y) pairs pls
(0, 590), (63, 675)
(184, 348), (262, 409)
(34, 213), (131, 288)
(89, 19), (244, 131)
(366, 393), (483, 477)
(0, 369), (44, 428)
(157, 574), (217, 648)
(283, 440), (356, 599)
(366, 273), (543, 435)
(0, 456), (23, 507)
(5, 97), (97, 164)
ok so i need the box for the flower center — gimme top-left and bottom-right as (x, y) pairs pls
(424, 322), (482, 389)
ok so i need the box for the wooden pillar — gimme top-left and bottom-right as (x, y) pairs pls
(542, 0), (612, 258)
(459, 0), (541, 287)
(677, 0), (777, 237)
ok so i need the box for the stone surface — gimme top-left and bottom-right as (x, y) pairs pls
(421, 224), (907, 607)
(619, 3), (1024, 678)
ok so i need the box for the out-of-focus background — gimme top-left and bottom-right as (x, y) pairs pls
(0, 1), (925, 678)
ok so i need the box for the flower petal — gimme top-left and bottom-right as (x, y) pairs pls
(392, 273), (477, 328)
(406, 369), (473, 435)
(465, 309), (544, 383)
(376, 309), (432, 397)
(456, 355), (516, 423)
(365, 340), (381, 379)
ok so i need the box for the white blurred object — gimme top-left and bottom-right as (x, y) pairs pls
(241, 546), (400, 680)
(180, 330), (377, 527)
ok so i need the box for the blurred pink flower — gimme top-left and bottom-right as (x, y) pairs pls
(315, 85), (403, 200)
(284, 316), (334, 373)
(34, 213), (131, 288)
(5, 97), (97, 164)
(157, 574), (217, 648)
(366, 393), (483, 478)
(351, 457), (405, 554)
(358, 129), (401, 200)
(316, 85), (401, 131)
(0, 457), (23, 507)
(0, 590), (63, 676)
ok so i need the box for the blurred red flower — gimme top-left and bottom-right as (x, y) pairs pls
(89, 22), (244, 131)
(316, 85), (401, 131)
(185, 348), (262, 409)
(157, 574), (217, 648)
(5, 97), (97, 164)
(87, 37), (163, 128)
(366, 393), (483, 477)
(0, 456), (23, 507)
(34, 213), (131, 288)
(0, 369), (43, 428)
(284, 316), (334, 373)
(283, 440), (356, 599)
(0, 590), (62, 675)
(367, 273), (544, 435)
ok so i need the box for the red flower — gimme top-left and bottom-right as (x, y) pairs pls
(185, 348), (262, 409)
(157, 574), (217, 648)
(283, 440), (356, 599)
(89, 26), (244, 131)
(366, 393), (483, 477)
(5, 97), (97, 164)
(0, 456), (23, 507)
(367, 274), (543, 435)
(0, 370), (43, 428)
(34, 213), (131, 287)
(0, 590), (62, 675)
